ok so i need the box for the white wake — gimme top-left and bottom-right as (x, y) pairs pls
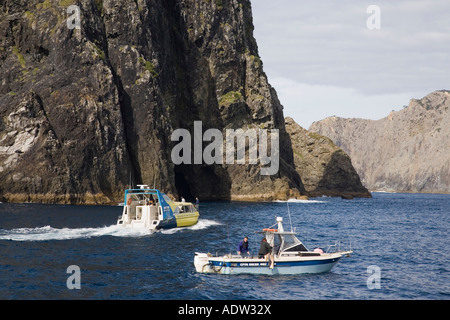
(160, 219), (222, 234)
(273, 198), (327, 204)
(0, 219), (221, 241)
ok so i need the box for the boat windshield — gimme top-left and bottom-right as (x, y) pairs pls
(282, 234), (308, 252)
(126, 191), (159, 206)
(130, 193), (154, 201)
(162, 194), (172, 203)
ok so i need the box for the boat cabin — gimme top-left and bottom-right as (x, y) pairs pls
(259, 217), (320, 257)
(117, 185), (168, 229)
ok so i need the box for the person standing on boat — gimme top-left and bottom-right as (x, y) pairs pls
(259, 237), (274, 268)
(237, 236), (250, 256)
(258, 238), (272, 258)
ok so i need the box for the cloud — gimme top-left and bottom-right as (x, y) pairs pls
(270, 77), (417, 129)
(251, 0), (450, 124)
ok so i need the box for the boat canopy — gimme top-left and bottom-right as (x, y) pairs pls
(264, 232), (308, 255)
(256, 218), (309, 255)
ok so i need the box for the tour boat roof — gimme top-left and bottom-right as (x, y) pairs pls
(126, 184), (160, 193)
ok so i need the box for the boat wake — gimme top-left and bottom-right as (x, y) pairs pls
(274, 199), (327, 204)
(0, 225), (148, 241)
(161, 219), (222, 234)
(0, 219), (222, 241)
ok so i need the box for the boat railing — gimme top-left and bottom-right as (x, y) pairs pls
(209, 253), (268, 260)
(325, 240), (352, 254)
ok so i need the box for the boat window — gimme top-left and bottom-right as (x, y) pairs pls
(273, 234), (282, 255)
(284, 243), (308, 252)
(283, 234), (299, 247)
(281, 234), (308, 252)
(174, 204), (195, 214)
(162, 194), (172, 203)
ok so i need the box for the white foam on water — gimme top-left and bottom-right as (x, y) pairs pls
(0, 225), (154, 241)
(273, 198), (327, 204)
(0, 219), (222, 241)
(160, 219), (222, 235)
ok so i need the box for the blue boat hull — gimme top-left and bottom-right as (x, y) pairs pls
(195, 253), (347, 275)
(155, 217), (177, 230)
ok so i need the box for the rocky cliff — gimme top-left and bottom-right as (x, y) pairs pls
(0, 0), (305, 203)
(309, 90), (450, 193)
(0, 0), (367, 204)
(285, 117), (371, 199)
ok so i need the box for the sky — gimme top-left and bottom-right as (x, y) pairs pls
(251, 0), (450, 128)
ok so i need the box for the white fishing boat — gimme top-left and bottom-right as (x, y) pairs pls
(117, 185), (199, 232)
(194, 217), (352, 275)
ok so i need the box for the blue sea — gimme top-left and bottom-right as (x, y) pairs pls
(0, 192), (448, 300)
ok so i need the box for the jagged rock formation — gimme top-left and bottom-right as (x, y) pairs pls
(0, 0), (307, 204)
(285, 117), (371, 199)
(309, 90), (450, 193)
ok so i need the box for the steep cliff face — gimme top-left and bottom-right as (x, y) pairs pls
(285, 117), (371, 199)
(309, 91), (450, 193)
(0, 0), (305, 203)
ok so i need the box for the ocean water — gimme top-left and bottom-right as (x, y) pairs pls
(0, 192), (448, 300)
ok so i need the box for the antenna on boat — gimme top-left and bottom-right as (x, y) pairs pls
(129, 171), (132, 189)
(226, 224), (231, 255)
(287, 202), (293, 232)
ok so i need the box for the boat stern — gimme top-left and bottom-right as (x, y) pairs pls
(194, 252), (212, 273)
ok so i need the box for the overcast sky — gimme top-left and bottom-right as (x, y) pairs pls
(251, 0), (450, 128)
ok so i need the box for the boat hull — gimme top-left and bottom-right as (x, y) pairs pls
(174, 212), (199, 228)
(194, 252), (349, 275)
(118, 214), (199, 231)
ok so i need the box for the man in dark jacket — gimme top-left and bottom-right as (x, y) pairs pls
(259, 237), (274, 269)
(258, 238), (272, 258)
(237, 236), (250, 256)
